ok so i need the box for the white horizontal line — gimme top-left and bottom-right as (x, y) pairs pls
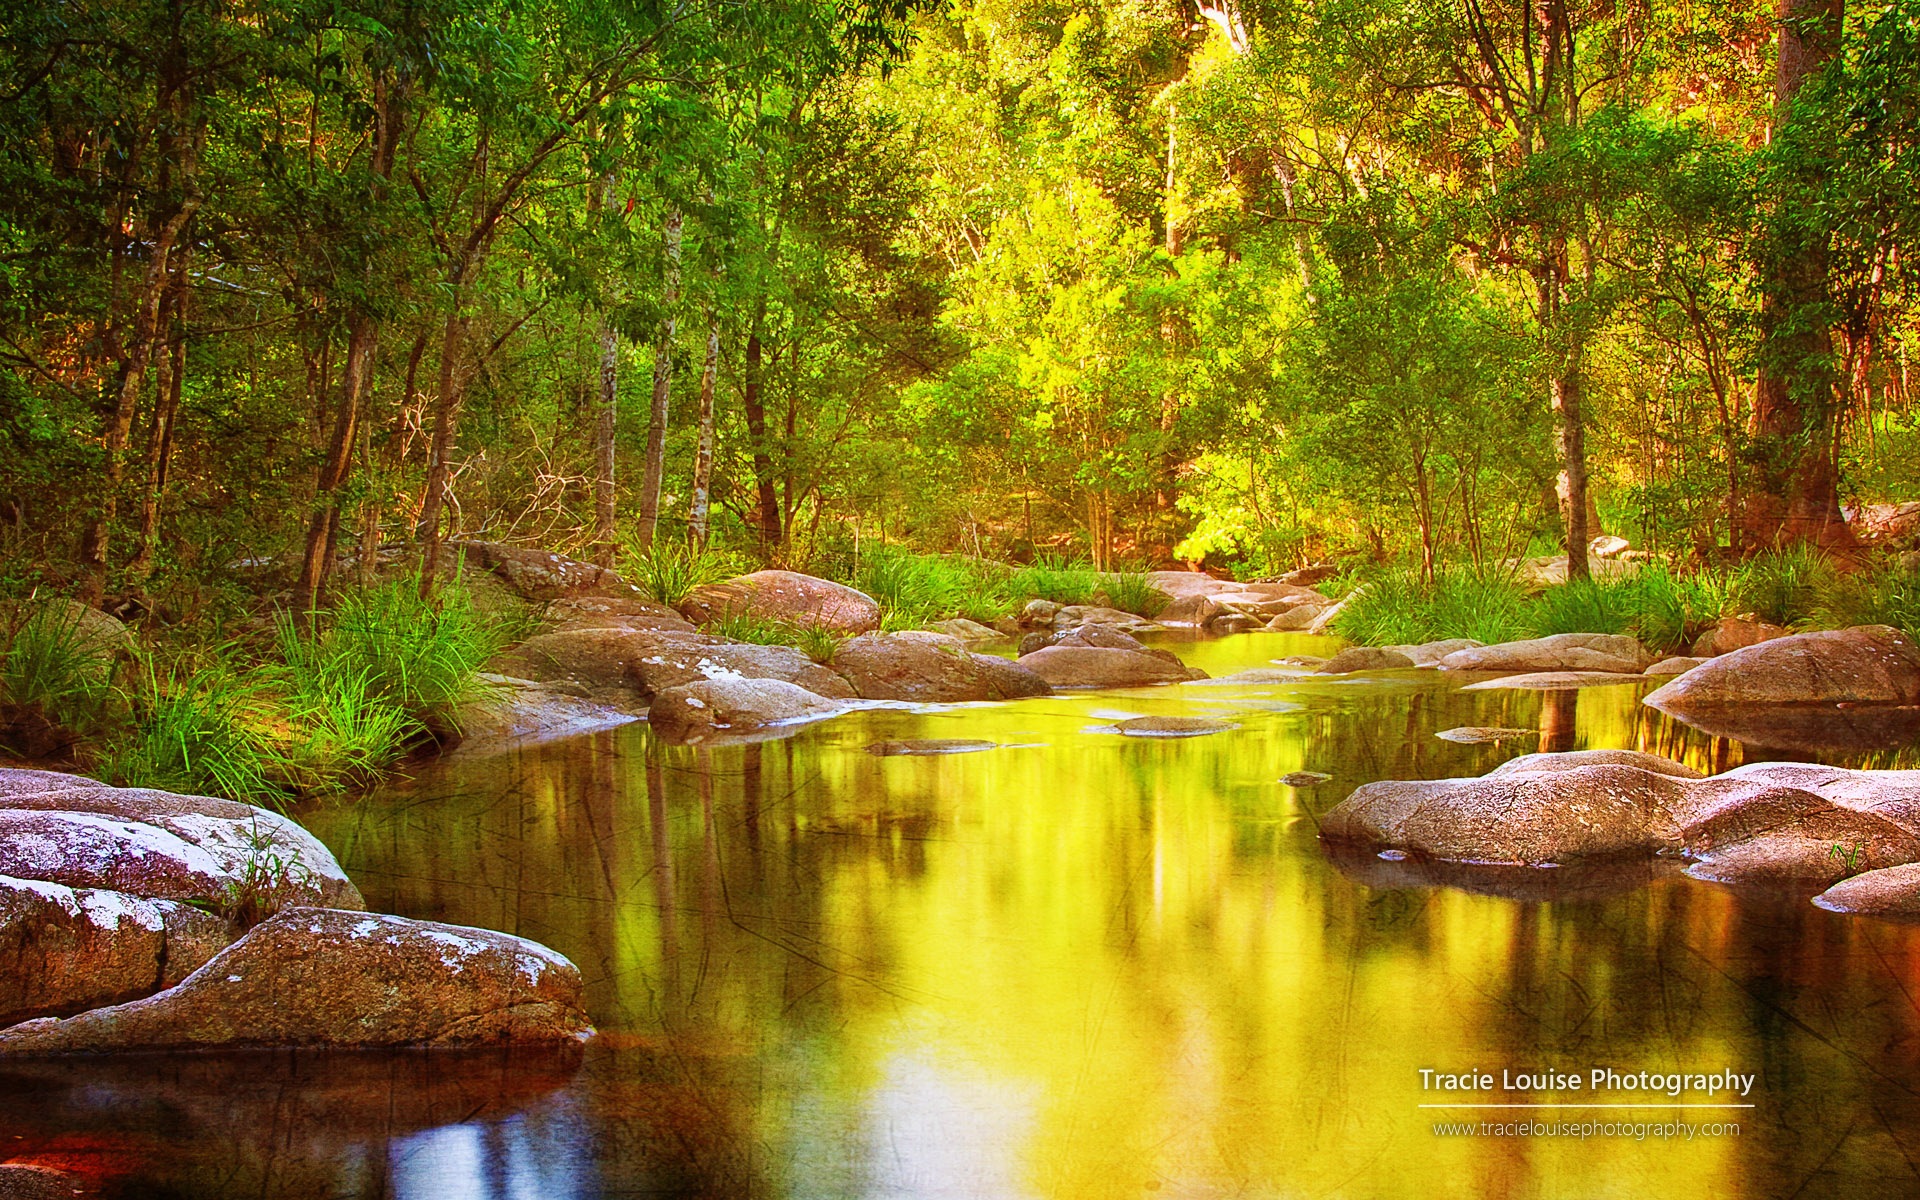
(1418, 1103), (1755, 1109)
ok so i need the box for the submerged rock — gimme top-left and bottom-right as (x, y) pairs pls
(1812, 863), (1920, 918)
(1645, 625), (1920, 707)
(1281, 771), (1332, 787)
(1316, 647), (1416, 674)
(1434, 726), (1535, 744)
(1016, 645), (1206, 688)
(682, 570), (881, 634)
(648, 678), (847, 742)
(1439, 633), (1650, 674)
(866, 739), (997, 756)
(1321, 751), (1920, 889)
(0, 908), (592, 1054)
(832, 632), (1051, 703)
(1460, 671), (1648, 691)
(1111, 716), (1236, 737)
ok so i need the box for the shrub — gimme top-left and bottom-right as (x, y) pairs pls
(707, 612), (802, 645)
(302, 579), (503, 727)
(1004, 554), (1102, 607)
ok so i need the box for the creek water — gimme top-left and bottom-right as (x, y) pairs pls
(7, 631), (1920, 1198)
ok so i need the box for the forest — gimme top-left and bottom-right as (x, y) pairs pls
(0, 0), (1914, 609)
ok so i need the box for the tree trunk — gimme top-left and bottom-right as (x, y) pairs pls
(688, 300), (720, 548)
(1738, 0), (1852, 552)
(415, 304), (472, 593)
(742, 309), (782, 549)
(1535, 252), (1591, 581)
(589, 167), (620, 567)
(633, 205), (683, 552)
(126, 252), (190, 589)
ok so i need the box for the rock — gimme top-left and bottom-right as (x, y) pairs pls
(1278, 564), (1339, 587)
(0, 770), (95, 799)
(926, 618), (1001, 641)
(831, 633), (1052, 702)
(1145, 571), (1238, 600)
(1435, 727), (1535, 744)
(1325, 841), (1683, 903)
(545, 594), (696, 634)
(0, 1165), (81, 1199)
(1646, 656), (1705, 677)
(1016, 646), (1205, 688)
(1813, 864), (1920, 917)
(1439, 633), (1651, 674)
(1020, 598), (1062, 627)
(0, 908), (592, 1054)
(1274, 655), (1328, 668)
(1646, 625), (1920, 708)
(682, 570), (881, 634)
(1234, 581), (1328, 604)
(1111, 716), (1236, 737)
(1280, 771), (1332, 786)
(866, 739), (997, 756)
(0, 877), (234, 1026)
(12, 597), (134, 657)
(446, 540), (639, 603)
(0, 777), (362, 912)
(502, 628), (854, 701)
(1322, 757), (1695, 864)
(647, 678), (847, 742)
(1847, 501), (1920, 542)
(1158, 593), (1224, 627)
(1316, 646), (1416, 674)
(1055, 605), (1162, 633)
(1460, 671), (1648, 691)
(1382, 638), (1484, 667)
(1207, 612), (1265, 634)
(1265, 603), (1328, 631)
(1320, 751), (1920, 885)
(1190, 668), (1310, 685)
(1689, 616), (1792, 658)
(1304, 596), (1349, 635)
(1590, 534), (1632, 559)
(1018, 631), (1054, 656)
(1054, 622), (1145, 652)
(450, 676), (638, 754)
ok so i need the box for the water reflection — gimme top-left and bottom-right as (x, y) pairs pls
(8, 635), (1920, 1196)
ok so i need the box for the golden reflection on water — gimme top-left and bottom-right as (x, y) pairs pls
(238, 638), (1920, 1194)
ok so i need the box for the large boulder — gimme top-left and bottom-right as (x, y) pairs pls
(1321, 752), (1920, 887)
(0, 778), (362, 912)
(1645, 625), (1920, 707)
(0, 908), (592, 1053)
(1316, 647), (1416, 674)
(648, 678), (848, 743)
(1382, 639), (1483, 667)
(1054, 605), (1163, 633)
(1689, 616), (1791, 658)
(682, 571), (881, 634)
(501, 628), (854, 701)
(1265, 602), (1330, 631)
(831, 633), (1051, 703)
(1158, 593), (1224, 627)
(0, 876), (232, 1026)
(1322, 754), (1699, 864)
(1016, 645), (1206, 688)
(1813, 863), (1920, 917)
(1438, 633), (1651, 674)
(545, 594), (697, 634)
(446, 540), (640, 603)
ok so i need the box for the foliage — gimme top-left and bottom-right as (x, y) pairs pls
(1727, 546), (1840, 627)
(1333, 569), (1534, 647)
(288, 581), (504, 730)
(625, 544), (743, 608)
(102, 659), (279, 807)
(1807, 562), (1920, 641)
(1525, 568), (1725, 654)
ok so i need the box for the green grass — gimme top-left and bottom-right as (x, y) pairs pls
(1807, 562), (1920, 641)
(1333, 568), (1533, 646)
(846, 548), (1162, 626)
(102, 658), (279, 806)
(1096, 572), (1167, 617)
(1524, 568), (1724, 654)
(0, 602), (116, 735)
(293, 578), (503, 730)
(623, 542), (743, 607)
(1727, 545), (1837, 626)
(707, 612), (804, 645)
